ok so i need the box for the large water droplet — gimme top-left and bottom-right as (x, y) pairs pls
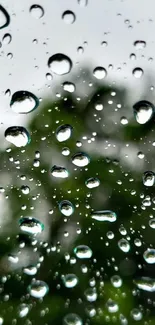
(106, 299), (119, 313)
(132, 67), (143, 78)
(133, 100), (154, 124)
(111, 275), (122, 288)
(93, 67), (107, 79)
(63, 82), (75, 93)
(63, 313), (82, 325)
(48, 54), (72, 75)
(28, 280), (49, 298)
(91, 210), (117, 222)
(51, 165), (69, 178)
(118, 238), (130, 253)
(143, 171), (155, 186)
(74, 245), (92, 259)
(62, 274), (78, 288)
(0, 5), (10, 29)
(18, 304), (29, 318)
(5, 126), (31, 147)
(59, 200), (74, 216)
(21, 185), (30, 195)
(134, 277), (155, 292)
(19, 217), (44, 236)
(134, 40), (146, 50)
(62, 10), (75, 24)
(56, 124), (73, 142)
(85, 177), (100, 189)
(10, 91), (39, 114)
(72, 152), (90, 167)
(30, 5), (44, 19)
(143, 248), (155, 264)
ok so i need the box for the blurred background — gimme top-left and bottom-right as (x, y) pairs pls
(0, 0), (155, 324)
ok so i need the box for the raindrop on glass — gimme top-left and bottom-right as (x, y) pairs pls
(0, 5), (10, 29)
(29, 5), (44, 19)
(93, 67), (107, 79)
(56, 124), (73, 142)
(91, 210), (117, 222)
(143, 171), (155, 187)
(63, 82), (75, 93)
(72, 152), (90, 167)
(48, 53), (72, 75)
(2, 33), (12, 45)
(143, 248), (155, 264)
(118, 238), (130, 253)
(62, 11), (75, 24)
(85, 177), (100, 189)
(59, 200), (74, 216)
(62, 274), (78, 288)
(63, 313), (82, 325)
(18, 304), (29, 318)
(51, 165), (69, 178)
(133, 100), (154, 124)
(74, 245), (92, 259)
(10, 91), (39, 114)
(5, 126), (31, 147)
(19, 217), (44, 236)
(77, 0), (88, 7)
(132, 67), (143, 78)
(134, 40), (146, 50)
(28, 280), (49, 298)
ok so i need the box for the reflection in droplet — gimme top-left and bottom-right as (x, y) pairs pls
(62, 274), (78, 288)
(28, 280), (49, 298)
(134, 40), (146, 50)
(62, 10), (75, 24)
(63, 82), (75, 93)
(63, 313), (82, 325)
(2, 33), (12, 45)
(30, 5), (44, 19)
(5, 126), (31, 147)
(19, 217), (44, 236)
(72, 152), (90, 167)
(51, 165), (69, 178)
(48, 53), (72, 75)
(143, 248), (155, 264)
(91, 210), (117, 222)
(59, 200), (74, 216)
(85, 177), (100, 189)
(0, 5), (10, 29)
(132, 67), (143, 78)
(74, 245), (92, 259)
(93, 67), (107, 79)
(10, 91), (39, 114)
(56, 124), (73, 142)
(133, 100), (154, 124)
(134, 277), (155, 292)
(143, 171), (155, 187)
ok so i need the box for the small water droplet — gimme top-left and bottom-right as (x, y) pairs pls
(23, 265), (37, 276)
(78, 0), (88, 6)
(143, 248), (155, 264)
(51, 165), (69, 178)
(134, 40), (146, 50)
(62, 147), (70, 156)
(62, 10), (75, 24)
(93, 66), (107, 79)
(72, 152), (90, 167)
(5, 126), (31, 147)
(133, 100), (154, 124)
(46, 73), (53, 81)
(63, 313), (82, 325)
(77, 46), (84, 54)
(10, 91), (39, 114)
(91, 210), (117, 222)
(18, 304), (29, 318)
(28, 280), (49, 298)
(59, 200), (74, 216)
(132, 67), (143, 78)
(48, 53), (72, 75)
(118, 238), (130, 253)
(30, 5), (44, 19)
(95, 103), (103, 111)
(85, 177), (100, 189)
(63, 82), (75, 93)
(111, 275), (122, 288)
(56, 124), (73, 142)
(62, 274), (78, 288)
(149, 218), (155, 229)
(106, 299), (119, 313)
(19, 217), (44, 236)
(0, 5), (10, 29)
(21, 185), (30, 195)
(2, 33), (12, 44)
(143, 171), (155, 186)
(84, 288), (97, 302)
(74, 245), (92, 259)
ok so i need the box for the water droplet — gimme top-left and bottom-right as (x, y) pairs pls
(120, 116), (128, 125)
(62, 147), (70, 156)
(137, 151), (144, 159)
(133, 100), (154, 124)
(101, 41), (108, 47)
(84, 288), (97, 302)
(62, 274), (78, 288)
(72, 152), (90, 167)
(143, 171), (155, 186)
(134, 40), (146, 50)
(0, 5), (10, 29)
(107, 299), (119, 313)
(62, 10), (75, 24)
(74, 245), (92, 259)
(63, 82), (75, 93)
(48, 53), (72, 75)
(77, 46), (84, 54)
(19, 217), (44, 236)
(2, 33), (12, 45)
(132, 67), (143, 78)
(143, 248), (155, 264)
(95, 103), (103, 111)
(28, 280), (49, 298)
(134, 277), (155, 292)
(85, 177), (100, 189)
(18, 304), (29, 318)
(130, 53), (136, 60)
(59, 200), (74, 216)
(93, 67), (107, 79)
(8, 254), (19, 264)
(91, 210), (117, 222)
(149, 218), (155, 229)
(21, 185), (30, 195)
(77, 0), (88, 6)
(56, 124), (73, 142)
(10, 91), (39, 114)
(118, 238), (130, 252)
(51, 165), (69, 178)
(30, 5), (44, 19)
(5, 126), (31, 147)
(46, 73), (53, 81)
(63, 313), (82, 325)
(131, 309), (142, 321)
(111, 275), (122, 288)
(23, 265), (37, 276)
